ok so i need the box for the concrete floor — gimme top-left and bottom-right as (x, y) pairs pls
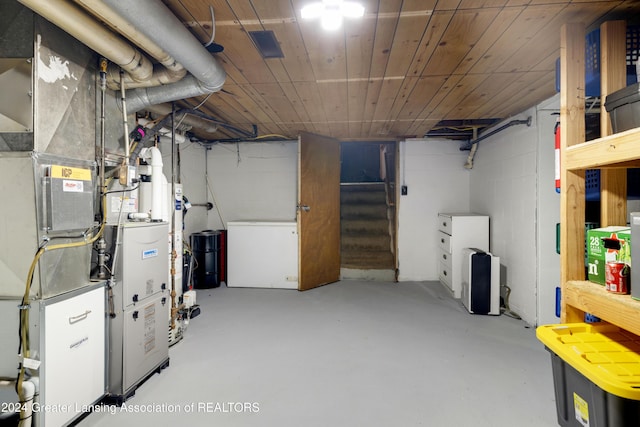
(85, 281), (559, 427)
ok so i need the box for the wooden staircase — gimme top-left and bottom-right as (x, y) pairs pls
(340, 183), (395, 278)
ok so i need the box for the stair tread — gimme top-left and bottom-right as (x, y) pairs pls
(341, 252), (395, 269)
(340, 183), (395, 271)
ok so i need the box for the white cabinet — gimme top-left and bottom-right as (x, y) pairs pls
(40, 284), (106, 426)
(437, 213), (489, 298)
(0, 286), (105, 427)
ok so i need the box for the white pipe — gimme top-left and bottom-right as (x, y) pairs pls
(105, 65), (187, 90)
(140, 147), (164, 221)
(464, 128), (479, 170)
(138, 181), (152, 218)
(161, 173), (169, 222)
(464, 143), (478, 170)
(18, 0), (153, 82)
(120, 71), (130, 180)
(128, 212), (150, 220)
(138, 164), (152, 176)
(19, 379), (35, 427)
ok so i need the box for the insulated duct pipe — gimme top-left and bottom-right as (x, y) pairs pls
(21, 0), (226, 111)
(18, 0), (153, 82)
(72, 0), (187, 89)
(137, 117), (188, 144)
(100, 0), (227, 112)
(145, 103), (219, 134)
(140, 147), (164, 221)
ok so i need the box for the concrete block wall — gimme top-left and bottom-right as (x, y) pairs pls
(396, 139), (470, 281)
(467, 97), (561, 327)
(172, 96), (563, 327)
(170, 140), (298, 239)
(468, 111), (539, 324)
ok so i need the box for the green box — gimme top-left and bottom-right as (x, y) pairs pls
(586, 226), (631, 285)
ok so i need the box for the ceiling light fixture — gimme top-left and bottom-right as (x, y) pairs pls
(301, 0), (365, 31)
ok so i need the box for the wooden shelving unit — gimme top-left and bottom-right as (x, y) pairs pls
(559, 21), (640, 333)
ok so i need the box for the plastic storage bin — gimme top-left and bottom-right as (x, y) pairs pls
(580, 168), (640, 201)
(585, 169), (600, 202)
(604, 82), (640, 133)
(536, 323), (640, 426)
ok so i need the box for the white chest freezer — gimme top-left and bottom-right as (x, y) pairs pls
(227, 221), (298, 289)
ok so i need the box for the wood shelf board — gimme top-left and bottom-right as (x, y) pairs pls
(565, 128), (640, 170)
(564, 280), (640, 336)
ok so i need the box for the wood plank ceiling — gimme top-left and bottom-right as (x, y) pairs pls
(157, 0), (640, 142)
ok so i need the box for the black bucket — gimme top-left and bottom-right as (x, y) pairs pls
(191, 230), (221, 289)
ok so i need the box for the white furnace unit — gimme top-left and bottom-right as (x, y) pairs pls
(461, 248), (500, 315)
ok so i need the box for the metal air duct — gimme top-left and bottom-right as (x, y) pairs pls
(19, 0), (226, 113)
(144, 103), (219, 134)
(17, 0), (153, 82)
(99, 0), (226, 112)
(72, 0), (187, 89)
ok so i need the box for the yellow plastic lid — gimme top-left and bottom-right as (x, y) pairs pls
(536, 323), (640, 400)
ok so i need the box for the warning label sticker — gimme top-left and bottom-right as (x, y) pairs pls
(51, 165), (91, 181)
(62, 179), (84, 192)
(574, 392), (589, 427)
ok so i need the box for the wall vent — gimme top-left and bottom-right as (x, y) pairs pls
(248, 30), (284, 59)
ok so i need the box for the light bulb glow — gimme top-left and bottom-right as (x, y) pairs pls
(321, 10), (343, 31)
(300, 0), (364, 30)
(341, 2), (364, 18)
(301, 3), (324, 20)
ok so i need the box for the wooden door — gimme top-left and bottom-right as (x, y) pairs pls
(298, 132), (341, 291)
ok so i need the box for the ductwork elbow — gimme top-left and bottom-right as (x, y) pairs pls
(106, 63), (188, 90)
(102, 0), (226, 111)
(123, 74), (224, 113)
(19, 0), (154, 82)
(144, 103), (219, 134)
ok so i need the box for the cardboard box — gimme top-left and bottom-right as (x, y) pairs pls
(586, 226), (631, 285)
